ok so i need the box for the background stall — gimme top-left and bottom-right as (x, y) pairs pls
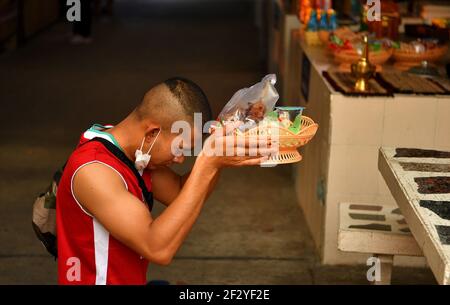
(284, 0), (450, 267)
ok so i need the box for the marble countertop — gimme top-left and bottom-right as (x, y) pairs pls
(378, 147), (450, 284)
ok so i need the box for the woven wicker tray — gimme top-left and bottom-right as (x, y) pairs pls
(235, 116), (319, 165)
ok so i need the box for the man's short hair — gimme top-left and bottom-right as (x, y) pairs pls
(163, 77), (212, 124)
(135, 77), (212, 130)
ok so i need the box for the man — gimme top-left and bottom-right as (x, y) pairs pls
(56, 77), (272, 285)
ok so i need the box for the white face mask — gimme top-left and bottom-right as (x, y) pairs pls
(135, 130), (161, 175)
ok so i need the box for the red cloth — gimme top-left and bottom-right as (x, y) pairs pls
(56, 134), (152, 285)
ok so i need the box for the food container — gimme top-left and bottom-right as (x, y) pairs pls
(393, 40), (449, 70)
(333, 47), (393, 65)
(235, 115), (318, 165)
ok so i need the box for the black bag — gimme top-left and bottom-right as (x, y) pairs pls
(32, 137), (154, 259)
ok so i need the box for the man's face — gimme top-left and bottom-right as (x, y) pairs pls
(146, 124), (201, 169)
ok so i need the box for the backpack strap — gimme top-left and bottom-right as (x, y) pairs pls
(89, 137), (154, 211)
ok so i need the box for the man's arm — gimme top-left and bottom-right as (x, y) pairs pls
(151, 166), (220, 207)
(73, 157), (219, 265)
(73, 134), (271, 265)
(149, 167), (185, 206)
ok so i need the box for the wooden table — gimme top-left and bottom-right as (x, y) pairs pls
(378, 147), (450, 284)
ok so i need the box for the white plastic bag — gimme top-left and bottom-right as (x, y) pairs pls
(217, 74), (279, 132)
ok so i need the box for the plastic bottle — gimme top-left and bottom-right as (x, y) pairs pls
(307, 10), (318, 31)
(328, 9), (337, 31)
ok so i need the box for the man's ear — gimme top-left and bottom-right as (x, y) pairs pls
(144, 122), (161, 141)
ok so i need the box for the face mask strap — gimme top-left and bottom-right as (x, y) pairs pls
(145, 129), (161, 154)
(138, 137), (146, 151)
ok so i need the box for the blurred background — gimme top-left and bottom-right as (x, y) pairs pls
(0, 0), (444, 284)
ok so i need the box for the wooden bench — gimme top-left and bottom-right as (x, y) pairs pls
(338, 202), (423, 285)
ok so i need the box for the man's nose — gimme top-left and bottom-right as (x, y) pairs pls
(173, 155), (185, 164)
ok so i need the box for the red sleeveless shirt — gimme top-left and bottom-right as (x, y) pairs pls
(56, 126), (152, 285)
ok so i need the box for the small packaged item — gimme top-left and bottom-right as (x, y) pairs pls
(216, 74), (279, 132)
(274, 106), (305, 134)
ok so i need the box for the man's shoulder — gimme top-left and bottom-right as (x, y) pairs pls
(64, 141), (111, 174)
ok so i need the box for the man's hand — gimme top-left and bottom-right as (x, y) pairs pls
(199, 124), (277, 169)
(152, 122), (277, 205)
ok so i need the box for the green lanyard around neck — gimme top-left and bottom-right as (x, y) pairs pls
(88, 124), (124, 151)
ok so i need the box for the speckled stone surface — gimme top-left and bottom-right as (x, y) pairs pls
(414, 177), (450, 194)
(419, 201), (450, 221)
(435, 226), (450, 245)
(349, 224), (391, 232)
(400, 162), (450, 173)
(342, 204), (413, 235)
(380, 147), (450, 284)
(394, 148), (450, 159)
(349, 213), (386, 221)
(349, 204), (382, 211)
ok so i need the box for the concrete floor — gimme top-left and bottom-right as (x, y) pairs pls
(0, 0), (437, 284)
